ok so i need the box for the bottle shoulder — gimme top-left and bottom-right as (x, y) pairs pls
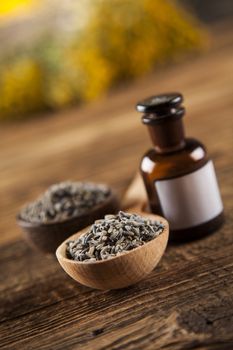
(141, 138), (209, 180)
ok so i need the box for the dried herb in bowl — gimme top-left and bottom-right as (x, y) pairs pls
(19, 181), (111, 224)
(66, 211), (164, 262)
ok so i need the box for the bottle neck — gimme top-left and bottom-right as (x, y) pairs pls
(147, 117), (185, 154)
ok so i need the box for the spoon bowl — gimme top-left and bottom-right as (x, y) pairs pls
(56, 211), (169, 290)
(17, 191), (120, 254)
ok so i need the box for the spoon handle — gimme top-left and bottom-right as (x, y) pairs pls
(122, 173), (147, 210)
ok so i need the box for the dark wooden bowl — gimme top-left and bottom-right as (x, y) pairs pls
(17, 191), (120, 254)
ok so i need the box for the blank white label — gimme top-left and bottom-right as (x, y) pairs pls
(155, 161), (223, 230)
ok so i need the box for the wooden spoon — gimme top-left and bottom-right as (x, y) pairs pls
(17, 191), (120, 254)
(56, 209), (169, 290)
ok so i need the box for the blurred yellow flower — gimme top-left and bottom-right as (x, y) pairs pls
(0, 0), (206, 120)
(66, 45), (114, 102)
(86, 0), (205, 80)
(0, 59), (45, 120)
(46, 75), (76, 109)
(0, 0), (34, 16)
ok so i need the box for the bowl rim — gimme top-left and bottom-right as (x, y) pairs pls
(56, 213), (169, 266)
(16, 190), (119, 228)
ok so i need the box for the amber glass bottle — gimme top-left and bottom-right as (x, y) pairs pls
(137, 93), (224, 241)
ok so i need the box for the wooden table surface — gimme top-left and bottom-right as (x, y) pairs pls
(0, 27), (233, 350)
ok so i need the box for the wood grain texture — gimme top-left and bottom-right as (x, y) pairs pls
(0, 26), (233, 349)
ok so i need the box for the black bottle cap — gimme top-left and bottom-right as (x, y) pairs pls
(136, 92), (185, 125)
